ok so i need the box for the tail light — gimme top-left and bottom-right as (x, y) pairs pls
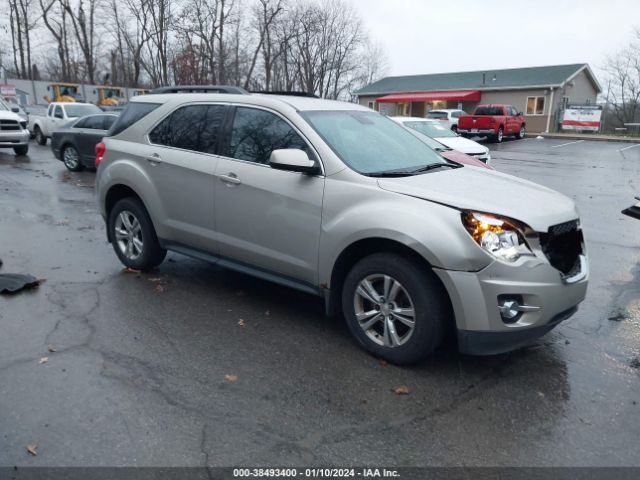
(95, 142), (106, 167)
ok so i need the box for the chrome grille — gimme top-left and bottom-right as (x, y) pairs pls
(0, 120), (20, 131)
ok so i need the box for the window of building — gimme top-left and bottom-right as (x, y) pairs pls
(526, 96), (545, 115)
(149, 104), (226, 154)
(397, 102), (410, 116)
(367, 101), (376, 111)
(229, 107), (311, 165)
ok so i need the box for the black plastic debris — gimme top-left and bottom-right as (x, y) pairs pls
(0, 259), (40, 294)
(0, 274), (40, 294)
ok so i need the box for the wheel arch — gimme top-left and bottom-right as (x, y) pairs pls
(104, 184), (146, 243)
(325, 237), (453, 319)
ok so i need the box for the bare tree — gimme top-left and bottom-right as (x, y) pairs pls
(8, 0), (38, 79)
(243, 0), (284, 89)
(61, 0), (100, 83)
(40, 0), (73, 81)
(604, 27), (640, 125)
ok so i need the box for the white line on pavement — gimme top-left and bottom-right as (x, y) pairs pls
(551, 140), (585, 148)
(618, 144), (640, 152)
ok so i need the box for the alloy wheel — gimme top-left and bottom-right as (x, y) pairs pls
(353, 274), (416, 347)
(63, 147), (80, 170)
(114, 210), (144, 260)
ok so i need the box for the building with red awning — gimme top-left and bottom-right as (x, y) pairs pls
(355, 64), (601, 133)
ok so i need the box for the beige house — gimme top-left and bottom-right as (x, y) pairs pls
(356, 64), (601, 133)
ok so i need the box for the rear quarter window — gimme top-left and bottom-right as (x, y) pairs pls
(108, 102), (160, 136)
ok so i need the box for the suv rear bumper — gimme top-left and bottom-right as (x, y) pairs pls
(0, 129), (30, 147)
(434, 254), (588, 355)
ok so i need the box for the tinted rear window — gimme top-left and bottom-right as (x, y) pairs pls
(474, 106), (504, 115)
(108, 102), (159, 136)
(149, 104), (227, 154)
(426, 111), (448, 119)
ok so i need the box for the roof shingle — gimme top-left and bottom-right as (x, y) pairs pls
(356, 64), (596, 95)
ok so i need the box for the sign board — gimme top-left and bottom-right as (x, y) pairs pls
(0, 84), (17, 97)
(561, 105), (602, 132)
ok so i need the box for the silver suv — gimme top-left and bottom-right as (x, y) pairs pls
(96, 92), (588, 364)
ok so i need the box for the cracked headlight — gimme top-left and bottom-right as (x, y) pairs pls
(462, 211), (533, 262)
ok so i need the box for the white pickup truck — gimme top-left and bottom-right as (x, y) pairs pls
(29, 102), (103, 145)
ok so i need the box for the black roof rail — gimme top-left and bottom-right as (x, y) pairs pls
(149, 85), (249, 95)
(252, 90), (319, 98)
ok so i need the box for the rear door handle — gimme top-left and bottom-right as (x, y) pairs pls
(146, 153), (162, 165)
(219, 173), (241, 186)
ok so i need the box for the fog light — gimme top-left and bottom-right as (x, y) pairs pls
(498, 295), (540, 324)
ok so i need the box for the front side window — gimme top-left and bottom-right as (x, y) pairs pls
(229, 107), (310, 165)
(526, 97), (545, 115)
(303, 110), (446, 175)
(149, 104), (226, 154)
(54, 106), (63, 118)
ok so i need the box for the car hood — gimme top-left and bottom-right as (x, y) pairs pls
(0, 111), (23, 122)
(435, 135), (486, 155)
(377, 167), (577, 231)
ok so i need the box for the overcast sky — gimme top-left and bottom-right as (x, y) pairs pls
(352, 0), (639, 84)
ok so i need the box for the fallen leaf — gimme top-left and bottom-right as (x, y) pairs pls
(238, 319), (246, 327)
(378, 359), (387, 367)
(123, 267), (140, 274)
(148, 277), (163, 282)
(393, 385), (410, 395)
(225, 374), (238, 382)
(154, 284), (165, 293)
(26, 444), (37, 456)
(39, 357), (48, 365)
(47, 345), (57, 353)
(264, 310), (270, 316)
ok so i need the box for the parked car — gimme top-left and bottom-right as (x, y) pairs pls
(96, 92), (588, 364)
(426, 109), (467, 132)
(29, 102), (102, 146)
(457, 104), (526, 143)
(407, 129), (492, 169)
(0, 98), (30, 156)
(51, 113), (118, 171)
(391, 117), (491, 164)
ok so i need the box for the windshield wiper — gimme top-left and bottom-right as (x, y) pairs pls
(409, 163), (461, 174)
(365, 170), (417, 177)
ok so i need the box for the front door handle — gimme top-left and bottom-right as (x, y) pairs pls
(220, 173), (241, 186)
(146, 153), (162, 165)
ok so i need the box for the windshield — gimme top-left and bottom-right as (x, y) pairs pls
(64, 104), (102, 118)
(403, 120), (457, 138)
(426, 111), (448, 120)
(303, 110), (446, 174)
(407, 130), (450, 151)
(0, 99), (9, 111)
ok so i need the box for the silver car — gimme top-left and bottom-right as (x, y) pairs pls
(96, 92), (588, 364)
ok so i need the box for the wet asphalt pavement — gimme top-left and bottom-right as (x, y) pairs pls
(1, 138), (640, 468)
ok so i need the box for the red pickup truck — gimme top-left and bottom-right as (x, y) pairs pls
(457, 104), (526, 143)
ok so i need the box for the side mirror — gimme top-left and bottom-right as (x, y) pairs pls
(11, 106), (19, 113)
(518, 111), (523, 116)
(269, 149), (319, 174)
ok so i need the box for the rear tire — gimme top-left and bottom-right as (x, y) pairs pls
(35, 126), (47, 145)
(108, 197), (167, 271)
(62, 145), (83, 171)
(341, 253), (449, 365)
(14, 145), (28, 156)
(494, 127), (504, 143)
(517, 125), (526, 139)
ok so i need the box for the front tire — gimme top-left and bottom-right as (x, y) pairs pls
(14, 145), (29, 156)
(35, 126), (47, 145)
(108, 197), (167, 271)
(62, 145), (83, 171)
(341, 253), (449, 365)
